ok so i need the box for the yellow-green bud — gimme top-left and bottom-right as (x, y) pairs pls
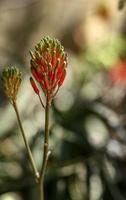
(1, 66), (22, 102)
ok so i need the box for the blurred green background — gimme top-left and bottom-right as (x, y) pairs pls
(1, 0), (126, 199)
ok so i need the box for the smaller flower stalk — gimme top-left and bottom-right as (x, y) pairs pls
(1, 66), (39, 182)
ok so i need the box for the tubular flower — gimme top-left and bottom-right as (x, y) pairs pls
(30, 77), (39, 95)
(1, 66), (22, 102)
(30, 36), (68, 102)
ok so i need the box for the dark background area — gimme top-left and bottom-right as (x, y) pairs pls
(1, 0), (126, 199)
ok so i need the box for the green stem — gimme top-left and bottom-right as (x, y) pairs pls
(38, 181), (44, 200)
(13, 101), (39, 182)
(39, 97), (50, 200)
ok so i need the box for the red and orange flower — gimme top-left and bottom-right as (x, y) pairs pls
(30, 36), (68, 103)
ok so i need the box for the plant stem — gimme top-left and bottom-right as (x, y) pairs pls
(39, 97), (50, 200)
(13, 100), (39, 182)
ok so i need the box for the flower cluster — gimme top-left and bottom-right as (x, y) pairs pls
(1, 67), (22, 102)
(30, 36), (68, 102)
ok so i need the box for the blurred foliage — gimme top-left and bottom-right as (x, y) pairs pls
(1, 0), (126, 200)
(83, 37), (126, 70)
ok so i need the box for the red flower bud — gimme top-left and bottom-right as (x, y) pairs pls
(58, 70), (66, 86)
(30, 77), (39, 95)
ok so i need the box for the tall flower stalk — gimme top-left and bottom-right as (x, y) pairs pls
(30, 36), (68, 200)
(1, 36), (68, 200)
(38, 97), (50, 200)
